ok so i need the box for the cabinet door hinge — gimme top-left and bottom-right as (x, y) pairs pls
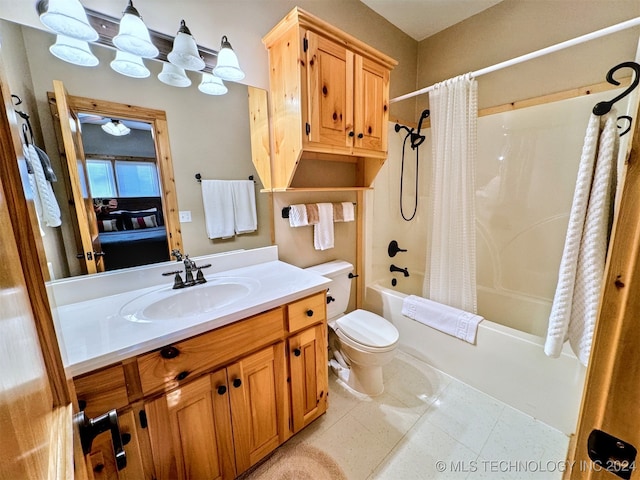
(139, 410), (148, 429)
(305, 122), (310, 135)
(303, 37), (308, 52)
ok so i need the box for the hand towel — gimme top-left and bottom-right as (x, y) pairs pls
(401, 295), (484, 344)
(230, 180), (257, 234)
(201, 180), (235, 239)
(544, 111), (619, 366)
(25, 144), (61, 227)
(288, 204), (309, 227)
(305, 204), (319, 225)
(333, 202), (344, 222)
(313, 203), (334, 250)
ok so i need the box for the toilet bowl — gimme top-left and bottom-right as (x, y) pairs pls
(305, 260), (399, 396)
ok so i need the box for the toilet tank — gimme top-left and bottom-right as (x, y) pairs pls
(304, 260), (353, 320)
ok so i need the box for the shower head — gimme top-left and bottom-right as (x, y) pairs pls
(410, 109), (430, 150)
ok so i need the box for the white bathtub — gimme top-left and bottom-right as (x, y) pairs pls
(365, 281), (586, 435)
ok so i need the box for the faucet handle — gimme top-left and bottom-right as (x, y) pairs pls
(195, 264), (211, 284)
(162, 270), (185, 289)
(162, 270), (182, 276)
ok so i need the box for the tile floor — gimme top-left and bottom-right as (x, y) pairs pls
(291, 350), (571, 480)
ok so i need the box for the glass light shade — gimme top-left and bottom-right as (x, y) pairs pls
(101, 120), (130, 136)
(49, 35), (99, 67)
(110, 50), (150, 78)
(40, 0), (99, 42)
(167, 20), (205, 71)
(157, 62), (191, 87)
(213, 36), (245, 81)
(198, 73), (227, 95)
(113, 1), (159, 58)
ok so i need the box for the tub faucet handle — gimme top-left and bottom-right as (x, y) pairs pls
(388, 240), (408, 257)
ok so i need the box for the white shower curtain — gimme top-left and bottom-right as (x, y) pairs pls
(424, 73), (479, 313)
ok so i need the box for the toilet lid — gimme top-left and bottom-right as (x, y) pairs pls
(336, 309), (399, 348)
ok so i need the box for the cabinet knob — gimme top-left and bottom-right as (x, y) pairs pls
(306, 309), (314, 317)
(93, 463), (105, 473)
(357, 133), (364, 138)
(348, 131), (355, 137)
(233, 378), (242, 388)
(160, 346), (180, 359)
(175, 371), (189, 381)
(293, 348), (301, 357)
(217, 385), (227, 395)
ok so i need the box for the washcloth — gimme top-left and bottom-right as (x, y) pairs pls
(313, 203), (334, 250)
(401, 295), (483, 344)
(201, 179), (235, 239)
(230, 180), (257, 234)
(544, 111), (619, 366)
(288, 204), (309, 227)
(334, 202), (354, 222)
(34, 145), (57, 182)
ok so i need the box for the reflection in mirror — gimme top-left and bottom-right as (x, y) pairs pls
(0, 18), (272, 280)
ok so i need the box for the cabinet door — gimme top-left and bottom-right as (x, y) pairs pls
(289, 324), (328, 432)
(306, 31), (354, 149)
(145, 372), (235, 480)
(228, 343), (286, 475)
(354, 55), (390, 154)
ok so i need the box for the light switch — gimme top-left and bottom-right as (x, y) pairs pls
(179, 211), (192, 222)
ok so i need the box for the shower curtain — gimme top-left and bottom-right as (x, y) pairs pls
(424, 73), (478, 313)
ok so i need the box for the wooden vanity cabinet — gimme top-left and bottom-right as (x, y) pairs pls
(72, 292), (328, 480)
(259, 7), (397, 190)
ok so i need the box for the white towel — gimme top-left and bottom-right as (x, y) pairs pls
(288, 204), (309, 227)
(401, 295), (483, 344)
(544, 111), (619, 365)
(313, 203), (334, 250)
(201, 180), (235, 239)
(341, 202), (355, 222)
(25, 144), (61, 228)
(230, 180), (257, 234)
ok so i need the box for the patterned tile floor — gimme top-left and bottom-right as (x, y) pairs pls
(291, 350), (570, 480)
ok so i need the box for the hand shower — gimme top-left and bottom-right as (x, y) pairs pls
(410, 109), (430, 149)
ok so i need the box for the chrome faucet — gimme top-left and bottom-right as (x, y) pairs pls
(390, 264), (410, 277)
(163, 251), (211, 289)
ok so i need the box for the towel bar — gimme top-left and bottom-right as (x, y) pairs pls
(282, 202), (356, 219)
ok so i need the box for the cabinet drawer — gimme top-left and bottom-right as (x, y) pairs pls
(137, 307), (285, 395)
(74, 365), (129, 418)
(287, 292), (326, 333)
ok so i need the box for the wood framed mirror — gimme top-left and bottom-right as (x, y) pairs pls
(48, 80), (182, 275)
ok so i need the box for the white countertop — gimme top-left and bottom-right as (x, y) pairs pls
(52, 253), (331, 377)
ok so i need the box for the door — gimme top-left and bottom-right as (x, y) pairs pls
(228, 343), (286, 475)
(51, 79), (104, 274)
(289, 324), (328, 432)
(0, 56), (85, 478)
(145, 372), (236, 480)
(306, 31), (354, 149)
(354, 55), (389, 154)
(568, 113), (640, 479)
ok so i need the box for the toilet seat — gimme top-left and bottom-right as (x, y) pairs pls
(335, 309), (399, 351)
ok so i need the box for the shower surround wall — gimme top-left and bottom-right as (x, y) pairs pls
(365, 89), (631, 432)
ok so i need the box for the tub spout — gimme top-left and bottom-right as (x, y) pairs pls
(390, 264), (410, 277)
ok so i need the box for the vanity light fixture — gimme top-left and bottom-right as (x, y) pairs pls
(167, 20), (205, 71)
(113, 0), (159, 59)
(49, 34), (99, 67)
(39, 0), (99, 42)
(198, 72), (228, 95)
(110, 50), (150, 78)
(158, 62), (192, 87)
(213, 36), (245, 81)
(101, 119), (131, 136)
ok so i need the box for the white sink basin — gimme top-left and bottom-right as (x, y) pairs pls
(119, 277), (260, 323)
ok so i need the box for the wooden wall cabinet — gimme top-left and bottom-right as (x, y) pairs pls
(73, 292), (328, 480)
(258, 7), (397, 191)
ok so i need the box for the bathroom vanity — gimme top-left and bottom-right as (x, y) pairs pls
(50, 247), (331, 479)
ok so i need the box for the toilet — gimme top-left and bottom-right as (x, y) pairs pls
(305, 260), (399, 396)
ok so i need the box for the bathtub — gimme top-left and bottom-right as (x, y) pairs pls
(365, 280), (586, 435)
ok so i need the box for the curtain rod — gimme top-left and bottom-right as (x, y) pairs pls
(391, 16), (640, 103)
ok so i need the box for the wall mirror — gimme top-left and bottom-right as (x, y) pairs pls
(1, 19), (273, 280)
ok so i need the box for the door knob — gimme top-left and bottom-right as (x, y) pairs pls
(75, 409), (127, 470)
